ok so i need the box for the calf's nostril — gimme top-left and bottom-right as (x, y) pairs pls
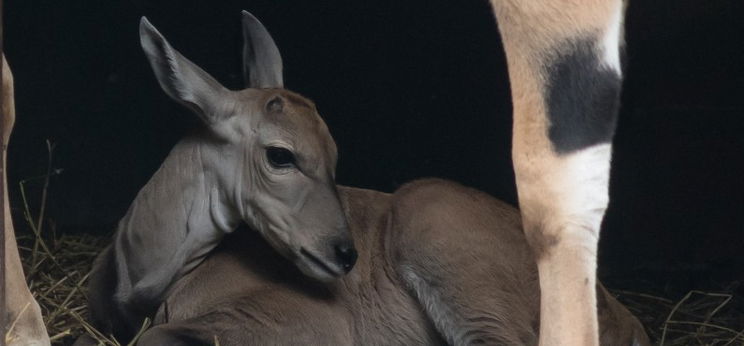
(334, 243), (358, 273)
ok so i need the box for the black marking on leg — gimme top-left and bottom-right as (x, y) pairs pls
(545, 39), (622, 154)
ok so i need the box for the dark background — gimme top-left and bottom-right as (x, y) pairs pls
(5, 0), (744, 294)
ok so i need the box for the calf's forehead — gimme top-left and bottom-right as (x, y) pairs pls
(234, 89), (320, 127)
(234, 88), (337, 162)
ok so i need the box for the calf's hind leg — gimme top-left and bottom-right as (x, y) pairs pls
(389, 179), (540, 345)
(389, 179), (648, 346)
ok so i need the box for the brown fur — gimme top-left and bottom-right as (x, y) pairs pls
(139, 179), (649, 346)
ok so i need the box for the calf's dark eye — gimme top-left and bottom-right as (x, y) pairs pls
(266, 147), (296, 168)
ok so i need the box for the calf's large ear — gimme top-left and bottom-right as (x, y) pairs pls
(242, 11), (284, 89)
(140, 17), (230, 127)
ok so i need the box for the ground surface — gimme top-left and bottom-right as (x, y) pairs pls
(14, 231), (744, 346)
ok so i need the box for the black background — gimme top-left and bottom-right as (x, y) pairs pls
(6, 0), (744, 293)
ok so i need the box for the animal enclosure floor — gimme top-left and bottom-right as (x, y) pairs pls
(15, 232), (744, 346)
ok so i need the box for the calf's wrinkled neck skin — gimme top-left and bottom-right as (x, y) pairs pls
(116, 88), (344, 308)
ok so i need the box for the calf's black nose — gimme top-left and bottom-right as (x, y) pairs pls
(334, 243), (358, 273)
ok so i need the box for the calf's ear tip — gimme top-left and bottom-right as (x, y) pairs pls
(139, 16), (152, 31)
(139, 17), (169, 54)
(139, 17), (160, 41)
(241, 10), (263, 27)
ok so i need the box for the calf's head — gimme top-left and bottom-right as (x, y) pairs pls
(139, 12), (356, 281)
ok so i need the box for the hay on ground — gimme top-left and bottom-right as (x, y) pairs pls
(18, 229), (744, 346)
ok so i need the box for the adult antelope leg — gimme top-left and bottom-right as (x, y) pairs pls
(489, 1), (625, 345)
(2, 55), (50, 345)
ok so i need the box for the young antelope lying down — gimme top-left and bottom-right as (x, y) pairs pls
(77, 11), (650, 346)
(146, 180), (649, 346)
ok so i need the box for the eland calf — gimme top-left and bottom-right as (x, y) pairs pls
(143, 180), (650, 346)
(80, 12), (648, 346)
